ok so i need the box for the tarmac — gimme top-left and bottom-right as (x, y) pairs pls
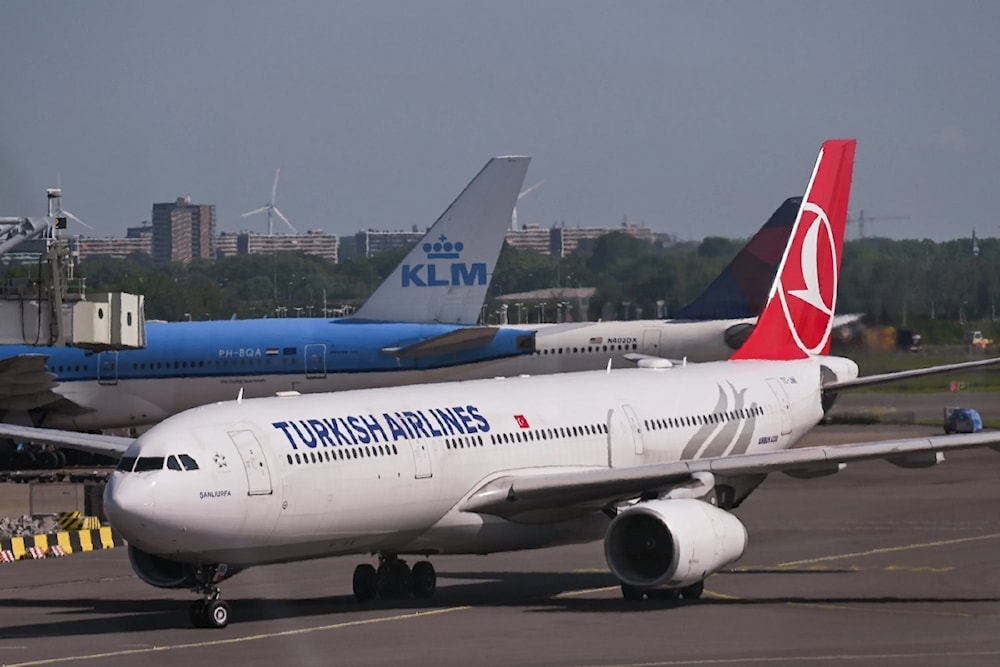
(1, 391), (999, 665)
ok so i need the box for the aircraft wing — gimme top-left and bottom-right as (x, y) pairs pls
(824, 356), (1000, 392)
(0, 353), (92, 414)
(382, 327), (499, 359)
(0, 423), (133, 457)
(460, 431), (1000, 520)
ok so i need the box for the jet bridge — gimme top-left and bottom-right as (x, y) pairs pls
(0, 189), (146, 350)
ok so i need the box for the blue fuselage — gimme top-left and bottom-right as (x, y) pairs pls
(1, 318), (535, 429)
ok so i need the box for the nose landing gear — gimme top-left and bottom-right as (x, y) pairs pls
(188, 564), (232, 629)
(352, 554), (437, 602)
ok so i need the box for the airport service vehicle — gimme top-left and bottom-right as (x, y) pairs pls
(11, 139), (1000, 629)
(944, 407), (982, 434)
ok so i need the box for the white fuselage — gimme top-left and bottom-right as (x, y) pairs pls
(105, 355), (846, 568)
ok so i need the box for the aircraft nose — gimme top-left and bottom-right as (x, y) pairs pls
(104, 474), (156, 543)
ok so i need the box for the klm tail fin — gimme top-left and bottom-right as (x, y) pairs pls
(674, 197), (801, 320)
(730, 139), (856, 361)
(351, 156), (530, 324)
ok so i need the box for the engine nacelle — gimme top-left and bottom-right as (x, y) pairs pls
(128, 545), (193, 589)
(724, 322), (755, 351)
(127, 545), (241, 590)
(604, 498), (747, 589)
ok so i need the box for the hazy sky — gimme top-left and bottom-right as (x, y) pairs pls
(1, 1), (997, 242)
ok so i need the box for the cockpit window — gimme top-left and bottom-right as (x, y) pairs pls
(179, 454), (199, 470)
(116, 456), (137, 472)
(133, 456), (165, 472)
(166, 456), (182, 471)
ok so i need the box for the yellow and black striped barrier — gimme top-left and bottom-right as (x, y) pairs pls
(0, 526), (122, 561)
(56, 512), (102, 531)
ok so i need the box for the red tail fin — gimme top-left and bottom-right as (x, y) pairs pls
(730, 139), (856, 361)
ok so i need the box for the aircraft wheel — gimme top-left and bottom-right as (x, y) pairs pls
(680, 580), (704, 600)
(189, 600), (207, 628)
(620, 583), (645, 601)
(203, 599), (231, 628)
(37, 449), (60, 470)
(378, 561), (412, 599)
(411, 560), (436, 599)
(353, 564), (377, 602)
(13, 450), (36, 470)
(646, 588), (680, 601)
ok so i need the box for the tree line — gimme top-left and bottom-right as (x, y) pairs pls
(11, 233), (993, 341)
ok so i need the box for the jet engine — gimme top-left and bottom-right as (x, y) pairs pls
(127, 545), (240, 589)
(128, 545), (192, 588)
(604, 498), (747, 589)
(723, 322), (755, 351)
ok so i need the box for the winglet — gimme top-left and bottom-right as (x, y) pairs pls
(730, 140), (856, 361)
(350, 156), (531, 324)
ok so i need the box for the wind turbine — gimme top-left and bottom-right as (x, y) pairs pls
(241, 168), (297, 235)
(511, 180), (543, 231)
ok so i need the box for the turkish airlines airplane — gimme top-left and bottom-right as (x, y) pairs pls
(8, 138), (1000, 629)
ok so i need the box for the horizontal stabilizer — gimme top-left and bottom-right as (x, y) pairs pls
(383, 326), (500, 359)
(824, 356), (1000, 392)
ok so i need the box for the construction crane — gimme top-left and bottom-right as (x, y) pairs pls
(847, 209), (910, 239)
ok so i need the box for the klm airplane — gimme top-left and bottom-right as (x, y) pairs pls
(0, 156), (533, 464)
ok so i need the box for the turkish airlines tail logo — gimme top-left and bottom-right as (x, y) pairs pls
(730, 139), (856, 361)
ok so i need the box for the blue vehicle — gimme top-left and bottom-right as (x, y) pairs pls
(943, 407), (983, 434)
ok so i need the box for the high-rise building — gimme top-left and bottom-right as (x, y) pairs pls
(354, 228), (425, 258)
(151, 197), (215, 264)
(215, 230), (339, 262)
(505, 220), (657, 257)
(77, 235), (152, 260)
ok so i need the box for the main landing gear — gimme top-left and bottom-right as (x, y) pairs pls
(352, 554), (437, 602)
(620, 579), (704, 602)
(188, 565), (232, 628)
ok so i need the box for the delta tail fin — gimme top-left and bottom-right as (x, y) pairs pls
(673, 197), (801, 320)
(351, 156), (530, 325)
(729, 139), (856, 361)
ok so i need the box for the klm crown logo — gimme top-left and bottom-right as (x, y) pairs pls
(424, 236), (465, 260)
(402, 235), (487, 288)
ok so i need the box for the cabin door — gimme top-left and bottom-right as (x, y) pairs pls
(97, 351), (119, 386)
(765, 379), (792, 435)
(410, 439), (433, 479)
(607, 405), (643, 467)
(305, 344), (327, 378)
(641, 329), (662, 356)
(228, 430), (274, 495)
